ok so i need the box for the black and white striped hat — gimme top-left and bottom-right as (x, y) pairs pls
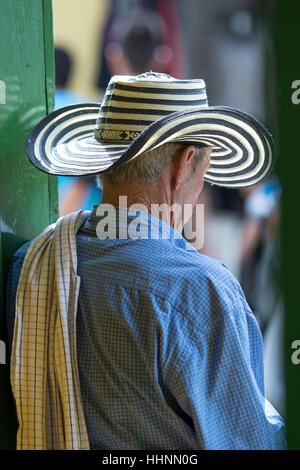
(26, 72), (275, 188)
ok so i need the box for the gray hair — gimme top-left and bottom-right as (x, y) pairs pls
(97, 142), (209, 185)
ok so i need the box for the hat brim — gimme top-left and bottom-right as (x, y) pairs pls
(26, 103), (275, 188)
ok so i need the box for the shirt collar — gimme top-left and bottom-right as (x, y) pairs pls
(81, 204), (190, 250)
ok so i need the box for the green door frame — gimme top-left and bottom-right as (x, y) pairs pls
(0, 0), (58, 449)
(272, 0), (300, 450)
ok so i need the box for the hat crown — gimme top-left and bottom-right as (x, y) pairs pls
(94, 72), (208, 142)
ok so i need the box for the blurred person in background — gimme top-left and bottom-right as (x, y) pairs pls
(55, 48), (89, 109)
(55, 47), (102, 215)
(103, 11), (164, 77)
(97, 0), (184, 89)
(239, 176), (281, 327)
(239, 176), (284, 416)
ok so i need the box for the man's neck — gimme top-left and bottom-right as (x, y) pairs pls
(101, 182), (184, 232)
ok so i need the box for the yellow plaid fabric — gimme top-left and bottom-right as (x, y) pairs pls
(10, 210), (90, 450)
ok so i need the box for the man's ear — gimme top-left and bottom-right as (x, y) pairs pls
(171, 146), (196, 191)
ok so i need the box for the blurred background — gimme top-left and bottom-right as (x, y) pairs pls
(52, 0), (284, 416)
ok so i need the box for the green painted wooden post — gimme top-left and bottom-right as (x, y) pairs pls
(0, 0), (58, 449)
(272, 0), (300, 450)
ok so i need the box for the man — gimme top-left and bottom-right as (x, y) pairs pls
(7, 72), (286, 450)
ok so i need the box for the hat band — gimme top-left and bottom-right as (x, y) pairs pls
(94, 128), (141, 142)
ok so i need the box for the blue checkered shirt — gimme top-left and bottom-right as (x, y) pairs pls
(6, 206), (286, 450)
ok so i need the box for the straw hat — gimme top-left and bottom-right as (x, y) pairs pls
(26, 72), (275, 188)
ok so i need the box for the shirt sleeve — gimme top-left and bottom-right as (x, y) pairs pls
(168, 303), (287, 450)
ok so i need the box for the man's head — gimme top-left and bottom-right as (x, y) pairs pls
(55, 47), (72, 89)
(98, 142), (212, 231)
